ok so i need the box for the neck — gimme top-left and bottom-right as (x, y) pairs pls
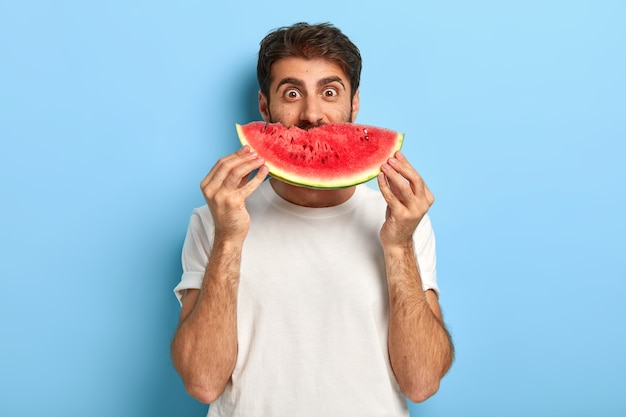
(269, 178), (356, 208)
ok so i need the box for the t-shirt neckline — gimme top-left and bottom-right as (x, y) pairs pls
(259, 180), (362, 218)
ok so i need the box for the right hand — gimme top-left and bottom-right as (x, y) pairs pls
(200, 146), (268, 243)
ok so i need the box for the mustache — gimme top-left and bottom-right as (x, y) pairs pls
(268, 116), (323, 131)
(268, 108), (353, 130)
(295, 121), (324, 130)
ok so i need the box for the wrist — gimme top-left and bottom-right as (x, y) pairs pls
(212, 230), (247, 249)
(381, 240), (414, 256)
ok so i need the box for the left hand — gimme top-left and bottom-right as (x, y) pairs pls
(378, 151), (435, 248)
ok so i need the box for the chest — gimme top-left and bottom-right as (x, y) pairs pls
(238, 213), (388, 324)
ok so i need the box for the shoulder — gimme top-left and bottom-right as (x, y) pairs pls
(188, 182), (269, 229)
(188, 204), (212, 227)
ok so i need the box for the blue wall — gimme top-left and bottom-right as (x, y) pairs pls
(1, 1), (624, 416)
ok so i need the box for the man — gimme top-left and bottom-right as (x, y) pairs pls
(171, 22), (454, 416)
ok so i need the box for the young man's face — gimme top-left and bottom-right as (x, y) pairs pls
(259, 57), (360, 129)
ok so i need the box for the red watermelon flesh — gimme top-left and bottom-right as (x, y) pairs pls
(236, 122), (404, 189)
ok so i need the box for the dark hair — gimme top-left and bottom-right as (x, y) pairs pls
(257, 22), (362, 100)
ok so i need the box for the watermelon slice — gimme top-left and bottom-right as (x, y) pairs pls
(236, 122), (404, 189)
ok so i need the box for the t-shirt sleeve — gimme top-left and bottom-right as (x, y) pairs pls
(173, 207), (214, 305)
(413, 213), (439, 295)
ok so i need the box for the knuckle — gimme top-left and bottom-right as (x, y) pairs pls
(201, 185), (215, 200)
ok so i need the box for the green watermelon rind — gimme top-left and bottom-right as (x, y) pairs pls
(235, 122), (405, 189)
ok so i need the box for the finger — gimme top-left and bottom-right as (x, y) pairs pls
(377, 170), (404, 211)
(389, 153), (435, 205)
(240, 164), (269, 196)
(388, 153), (426, 195)
(377, 172), (391, 200)
(380, 161), (414, 205)
(382, 160), (435, 215)
(226, 155), (266, 188)
(203, 158), (265, 203)
(423, 182), (435, 206)
(201, 147), (253, 187)
(201, 148), (260, 192)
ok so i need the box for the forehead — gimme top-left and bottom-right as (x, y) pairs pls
(270, 57), (350, 89)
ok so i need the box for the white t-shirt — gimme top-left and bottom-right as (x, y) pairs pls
(174, 180), (439, 417)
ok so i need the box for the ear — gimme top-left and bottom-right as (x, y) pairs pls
(351, 89), (360, 122)
(258, 91), (270, 122)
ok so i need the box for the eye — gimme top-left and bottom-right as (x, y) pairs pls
(322, 88), (338, 98)
(284, 88), (302, 100)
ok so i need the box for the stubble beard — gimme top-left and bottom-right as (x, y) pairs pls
(267, 107), (353, 130)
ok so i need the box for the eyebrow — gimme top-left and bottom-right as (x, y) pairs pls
(275, 76), (347, 92)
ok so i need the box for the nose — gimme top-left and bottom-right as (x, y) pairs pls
(299, 96), (324, 126)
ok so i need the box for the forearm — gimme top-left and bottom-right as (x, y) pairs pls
(385, 243), (454, 403)
(171, 239), (241, 403)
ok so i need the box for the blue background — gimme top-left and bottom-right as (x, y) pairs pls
(1, 0), (625, 416)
